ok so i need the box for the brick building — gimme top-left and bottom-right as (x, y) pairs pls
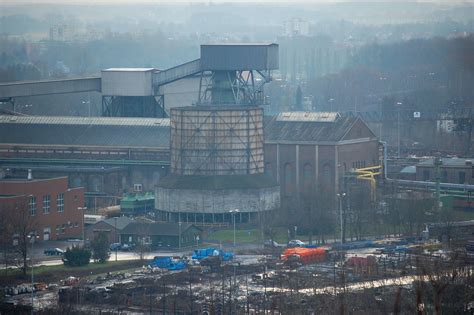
(0, 116), (170, 209)
(0, 113), (379, 226)
(0, 176), (85, 241)
(264, 112), (380, 213)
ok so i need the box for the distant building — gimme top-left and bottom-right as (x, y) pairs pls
(264, 112), (380, 211)
(0, 175), (85, 241)
(0, 112), (379, 223)
(85, 216), (134, 244)
(120, 222), (202, 249)
(283, 18), (310, 37)
(416, 158), (474, 184)
(425, 220), (474, 244)
(49, 24), (76, 42)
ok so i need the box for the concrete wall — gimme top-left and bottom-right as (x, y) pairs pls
(155, 185), (280, 214)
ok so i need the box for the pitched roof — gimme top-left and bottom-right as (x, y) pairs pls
(120, 222), (199, 236)
(264, 113), (364, 143)
(0, 115), (170, 148)
(102, 217), (135, 231)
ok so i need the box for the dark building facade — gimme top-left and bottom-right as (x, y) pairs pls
(85, 216), (134, 244)
(120, 222), (202, 249)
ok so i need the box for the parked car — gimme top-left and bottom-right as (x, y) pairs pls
(264, 240), (284, 248)
(287, 240), (306, 248)
(121, 243), (135, 251)
(109, 243), (121, 251)
(44, 248), (64, 256)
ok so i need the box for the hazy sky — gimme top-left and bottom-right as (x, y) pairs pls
(2, 0), (472, 4)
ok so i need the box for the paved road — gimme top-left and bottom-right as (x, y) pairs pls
(26, 240), (263, 267)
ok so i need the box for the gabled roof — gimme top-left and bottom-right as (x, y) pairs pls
(102, 217), (134, 231)
(120, 222), (199, 236)
(0, 115), (170, 148)
(264, 113), (372, 143)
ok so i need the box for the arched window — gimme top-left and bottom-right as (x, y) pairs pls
(322, 163), (332, 189)
(284, 163), (293, 196)
(303, 163), (313, 190)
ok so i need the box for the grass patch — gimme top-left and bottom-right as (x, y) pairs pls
(209, 229), (263, 243)
(0, 260), (143, 286)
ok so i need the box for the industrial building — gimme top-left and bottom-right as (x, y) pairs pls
(0, 175), (85, 241)
(156, 43), (280, 224)
(0, 43), (381, 225)
(416, 157), (474, 184)
(0, 115), (170, 207)
(264, 111), (380, 211)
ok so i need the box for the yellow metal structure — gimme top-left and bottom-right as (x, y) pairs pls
(352, 165), (382, 201)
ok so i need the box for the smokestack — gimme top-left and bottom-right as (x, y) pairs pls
(27, 169), (33, 181)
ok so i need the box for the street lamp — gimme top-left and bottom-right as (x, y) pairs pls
(178, 221), (182, 250)
(229, 209), (239, 248)
(28, 232), (39, 314)
(396, 102), (402, 158)
(337, 193), (346, 244)
(114, 217), (118, 262)
(77, 207), (87, 246)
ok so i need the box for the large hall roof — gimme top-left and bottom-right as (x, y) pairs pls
(0, 115), (170, 148)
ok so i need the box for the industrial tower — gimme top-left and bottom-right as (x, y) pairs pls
(155, 43), (280, 225)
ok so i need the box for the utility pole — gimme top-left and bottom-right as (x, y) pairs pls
(396, 102), (402, 158)
(434, 157), (442, 212)
(114, 217), (118, 262)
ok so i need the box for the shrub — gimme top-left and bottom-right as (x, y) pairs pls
(63, 246), (91, 267)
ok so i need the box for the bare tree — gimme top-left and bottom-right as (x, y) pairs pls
(1, 197), (37, 276)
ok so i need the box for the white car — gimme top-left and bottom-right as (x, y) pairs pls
(287, 240), (306, 248)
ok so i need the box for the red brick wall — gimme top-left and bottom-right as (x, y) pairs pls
(264, 140), (379, 214)
(0, 177), (85, 241)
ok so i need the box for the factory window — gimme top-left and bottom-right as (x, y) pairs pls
(441, 170), (448, 182)
(72, 177), (82, 188)
(459, 172), (466, 184)
(43, 195), (50, 214)
(322, 163), (332, 187)
(28, 196), (36, 216)
(57, 193), (64, 213)
(92, 176), (102, 192)
(283, 163), (293, 196)
(303, 163), (313, 192)
(265, 163), (273, 177)
(134, 184), (143, 192)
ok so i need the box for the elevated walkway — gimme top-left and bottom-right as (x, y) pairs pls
(153, 59), (201, 87)
(0, 77), (101, 98)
